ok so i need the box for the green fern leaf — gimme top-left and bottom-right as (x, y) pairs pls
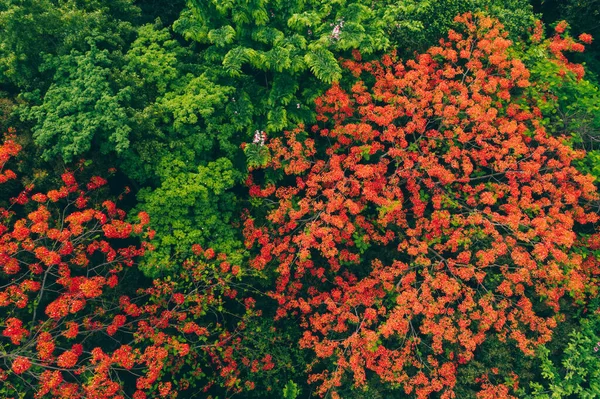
(208, 25), (236, 47)
(304, 48), (342, 83)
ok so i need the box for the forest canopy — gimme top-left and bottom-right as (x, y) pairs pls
(0, 1), (599, 398)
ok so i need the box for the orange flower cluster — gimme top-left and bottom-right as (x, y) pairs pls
(245, 13), (599, 398)
(0, 137), (265, 397)
(0, 139), (199, 398)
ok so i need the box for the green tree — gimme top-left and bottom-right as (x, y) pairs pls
(20, 43), (131, 162)
(0, 0), (138, 90)
(137, 158), (242, 276)
(521, 314), (600, 398)
(533, 0), (600, 76)
(114, 23), (247, 270)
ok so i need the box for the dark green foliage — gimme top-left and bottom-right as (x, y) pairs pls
(533, 0), (600, 76)
(455, 337), (537, 398)
(0, 0), (138, 90)
(21, 44), (131, 162)
(391, 0), (535, 53)
(0, 94), (15, 131)
(135, 0), (186, 24)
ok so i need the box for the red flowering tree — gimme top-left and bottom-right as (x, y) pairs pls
(0, 134), (267, 398)
(244, 14), (599, 398)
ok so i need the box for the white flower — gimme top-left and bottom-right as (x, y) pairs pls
(331, 19), (344, 40)
(253, 130), (266, 146)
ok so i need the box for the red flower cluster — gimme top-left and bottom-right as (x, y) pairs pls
(0, 144), (264, 396)
(245, 13), (599, 398)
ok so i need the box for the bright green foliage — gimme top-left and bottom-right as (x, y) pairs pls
(117, 22), (205, 182)
(176, 0), (537, 152)
(137, 158), (242, 276)
(244, 142), (271, 170)
(124, 24), (187, 95)
(283, 381), (300, 399)
(21, 44), (131, 162)
(122, 70), (237, 183)
(176, 0), (409, 132)
(531, 58), (600, 177)
(118, 25), (248, 269)
(533, 0), (600, 76)
(517, 21), (600, 180)
(582, 151), (600, 180)
(525, 44), (600, 145)
(157, 74), (234, 151)
(522, 314), (600, 398)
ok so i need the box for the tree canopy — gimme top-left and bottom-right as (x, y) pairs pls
(0, 0), (599, 398)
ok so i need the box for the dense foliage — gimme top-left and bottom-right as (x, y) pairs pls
(245, 14), (599, 398)
(0, 136), (272, 398)
(0, 0), (599, 398)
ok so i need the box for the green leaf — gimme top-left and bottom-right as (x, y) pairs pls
(267, 106), (288, 132)
(304, 48), (341, 83)
(222, 46), (254, 77)
(208, 25), (236, 47)
(283, 380), (300, 399)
